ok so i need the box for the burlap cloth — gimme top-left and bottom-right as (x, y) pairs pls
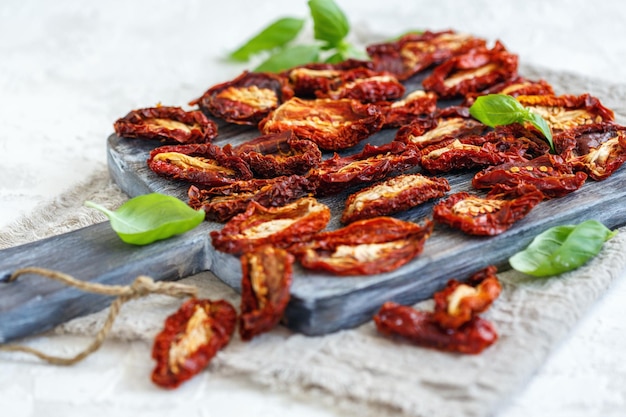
(2, 66), (626, 417)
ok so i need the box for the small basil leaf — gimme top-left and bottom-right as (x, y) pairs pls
(85, 193), (205, 246)
(254, 44), (321, 73)
(509, 220), (617, 277)
(229, 17), (305, 62)
(308, 0), (350, 46)
(469, 94), (526, 127)
(524, 109), (555, 152)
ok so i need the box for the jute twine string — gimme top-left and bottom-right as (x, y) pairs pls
(0, 267), (198, 365)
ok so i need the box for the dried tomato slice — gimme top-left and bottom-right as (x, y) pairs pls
(225, 130), (321, 178)
(210, 197), (331, 255)
(291, 217), (433, 276)
(148, 143), (252, 187)
(258, 97), (384, 151)
(379, 89), (438, 128)
(422, 41), (519, 99)
(188, 175), (314, 222)
(516, 94), (615, 132)
(366, 30), (487, 80)
(284, 59), (374, 97)
(341, 173), (450, 224)
(307, 142), (421, 196)
(316, 71), (406, 103)
(419, 138), (511, 174)
(151, 299), (237, 389)
(433, 184), (545, 236)
(374, 301), (498, 354)
(240, 245), (293, 341)
(462, 76), (555, 106)
(555, 122), (626, 181)
(431, 265), (501, 330)
(190, 71), (294, 126)
(114, 106), (218, 144)
(485, 123), (552, 160)
(395, 106), (487, 150)
(472, 154), (588, 198)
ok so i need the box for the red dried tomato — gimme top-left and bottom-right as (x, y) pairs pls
(379, 89), (438, 129)
(462, 76), (554, 106)
(485, 123), (552, 160)
(516, 94), (615, 132)
(555, 122), (626, 181)
(366, 30), (487, 80)
(190, 71), (294, 126)
(210, 197), (331, 255)
(225, 130), (321, 178)
(290, 217), (434, 276)
(114, 106), (218, 144)
(148, 143), (253, 187)
(188, 175), (314, 222)
(341, 173), (450, 224)
(431, 265), (501, 330)
(258, 97), (384, 151)
(284, 59), (374, 97)
(419, 138), (511, 174)
(307, 142), (421, 196)
(395, 106), (488, 149)
(422, 41), (519, 99)
(472, 154), (588, 198)
(240, 245), (294, 341)
(151, 298), (237, 389)
(316, 70), (406, 103)
(373, 301), (498, 354)
(433, 184), (545, 236)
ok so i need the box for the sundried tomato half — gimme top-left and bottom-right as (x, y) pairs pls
(240, 245), (294, 341)
(307, 142), (421, 196)
(191, 71), (294, 126)
(395, 106), (488, 149)
(290, 217), (434, 276)
(316, 70), (406, 103)
(379, 89), (437, 129)
(419, 138), (511, 174)
(422, 41), (519, 99)
(284, 59), (374, 97)
(433, 184), (545, 236)
(258, 97), (384, 151)
(472, 154), (588, 198)
(516, 94), (615, 132)
(462, 76), (554, 106)
(226, 130), (322, 178)
(341, 173), (450, 224)
(366, 30), (487, 80)
(151, 299), (237, 389)
(555, 122), (626, 181)
(210, 197), (331, 255)
(188, 175), (314, 222)
(374, 301), (498, 354)
(431, 265), (502, 329)
(114, 106), (218, 144)
(148, 143), (253, 187)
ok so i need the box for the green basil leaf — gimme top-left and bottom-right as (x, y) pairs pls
(509, 220), (617, 277)
(229, 17), (305, 62)
(308, 0), (350, 46)
(524, 109), (555, 152)
(469, 94), (526, 127)
(254, 44), (321, 73)
(85, 193), (205, 246)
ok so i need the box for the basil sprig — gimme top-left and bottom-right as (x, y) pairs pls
(469, 94), (555, 152)
(228, 0), (366, 73)
(85, 193), (205, 246)
(509, 220), (617, 277)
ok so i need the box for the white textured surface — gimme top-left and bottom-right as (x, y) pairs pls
(1, 0), (626, 416)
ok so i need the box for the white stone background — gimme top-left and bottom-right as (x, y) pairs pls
(1, 0), (626, 416)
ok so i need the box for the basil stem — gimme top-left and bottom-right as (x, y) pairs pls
(229, 17), (305, 62)
(469, 94), (555, 152)
(509, 220), (617, 277)
(254, 44), (321, 73)
(85, 193), (205, 246)
(308, 0), (350, 47)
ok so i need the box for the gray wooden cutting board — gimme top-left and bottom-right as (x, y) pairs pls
(2, 71), (626, 343)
